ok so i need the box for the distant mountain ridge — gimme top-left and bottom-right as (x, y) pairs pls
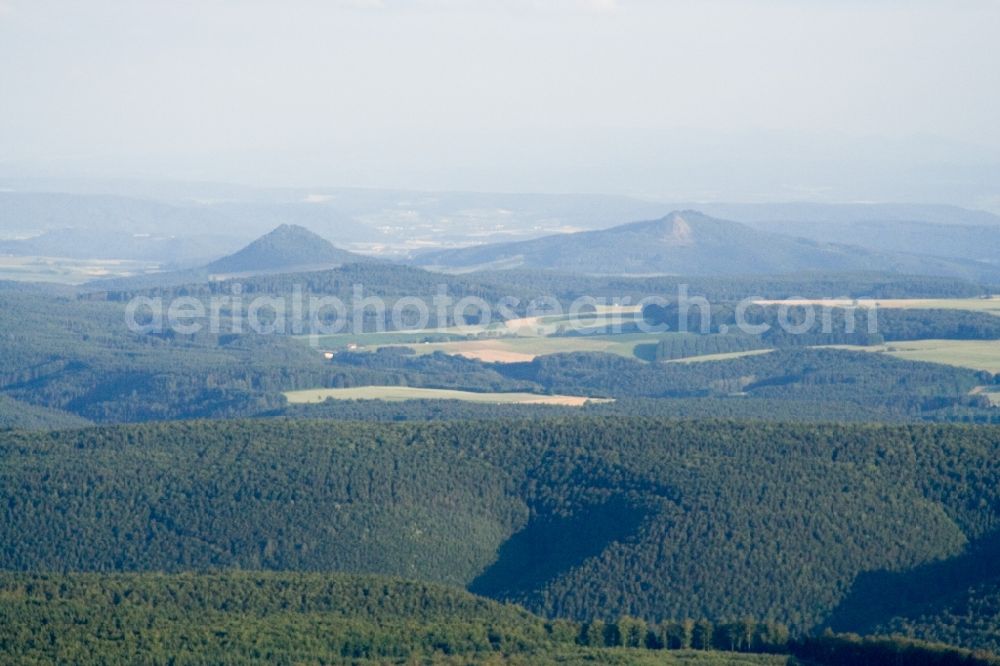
(0, 228), (241, 268)
(743, 219), (1000, 265)
(205, 224), (367, 275)
(5, 187), (999, 271)
(413, 210), (1000, 281)
(82, 224), (372, 290)
(690, 202), (1000, 227)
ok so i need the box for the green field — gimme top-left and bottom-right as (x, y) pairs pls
(756, 296), (1000, 316)
(284, 385), (612, 406)
(820, 339), (1000, 373)
(864, 296), (1000, 315)
(884, 339), (1000, 373)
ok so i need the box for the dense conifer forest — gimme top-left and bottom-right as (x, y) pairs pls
(3, 417), (1000, 649)
(90, 265), (993, 304)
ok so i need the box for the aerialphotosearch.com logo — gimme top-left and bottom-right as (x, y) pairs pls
(124, 283), (879, 345)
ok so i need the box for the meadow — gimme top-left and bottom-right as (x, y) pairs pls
(755, 296), (1000, 316)
(821, 339), (1000, 373)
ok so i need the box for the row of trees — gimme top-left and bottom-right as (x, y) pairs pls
(572, 617), (789, 653)
(572, 619), (1000, 665)
(2, 571), (996, 665)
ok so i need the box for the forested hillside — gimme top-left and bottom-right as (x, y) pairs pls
(3, 418), (999, 641)
(4, 571), (997, 665)
(825, 528), (1000, 654)
(494, 348), (996, 421)
(2, 281), (995, 424)
(89, 262), (993, 308)
(0, 572), (583, 665)
(641, 302), (1000, 344)
(0, 394), (92, 430)
(0, 291), (325, 422)
(0, 570), (830, 666)
(872, 578), (1000, 654)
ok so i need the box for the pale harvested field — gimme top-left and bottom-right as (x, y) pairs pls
(754, 296), (1000, 316)
(284, 386), (612, 406)
(666, 349), (775, 364)
(447, 344), (537, 363)
(818, 339), (1000, 373)
(399, 333), (660, 362)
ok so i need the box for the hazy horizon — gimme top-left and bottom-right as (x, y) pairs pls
(2, 0), (999, 210)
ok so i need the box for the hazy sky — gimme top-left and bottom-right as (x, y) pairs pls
(1, 0), (999, 206)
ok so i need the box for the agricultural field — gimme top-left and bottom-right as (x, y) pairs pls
(819, 339), (1000, 373)
(398, 332), (661, 362)
(522, 304), (643, 332)
(883, 339), (1000, 373)
(303, 304), (651, 361)
(754, 296), (1000, 316)
(0, 255), (158, 284)
(665, 348), (775, 364)
(283, 385), (613, 406)
(301, 299), (1000, 372)
(300, 320), (524, 351)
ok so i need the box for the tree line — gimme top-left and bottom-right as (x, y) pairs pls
(1, 571), (996, 665)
